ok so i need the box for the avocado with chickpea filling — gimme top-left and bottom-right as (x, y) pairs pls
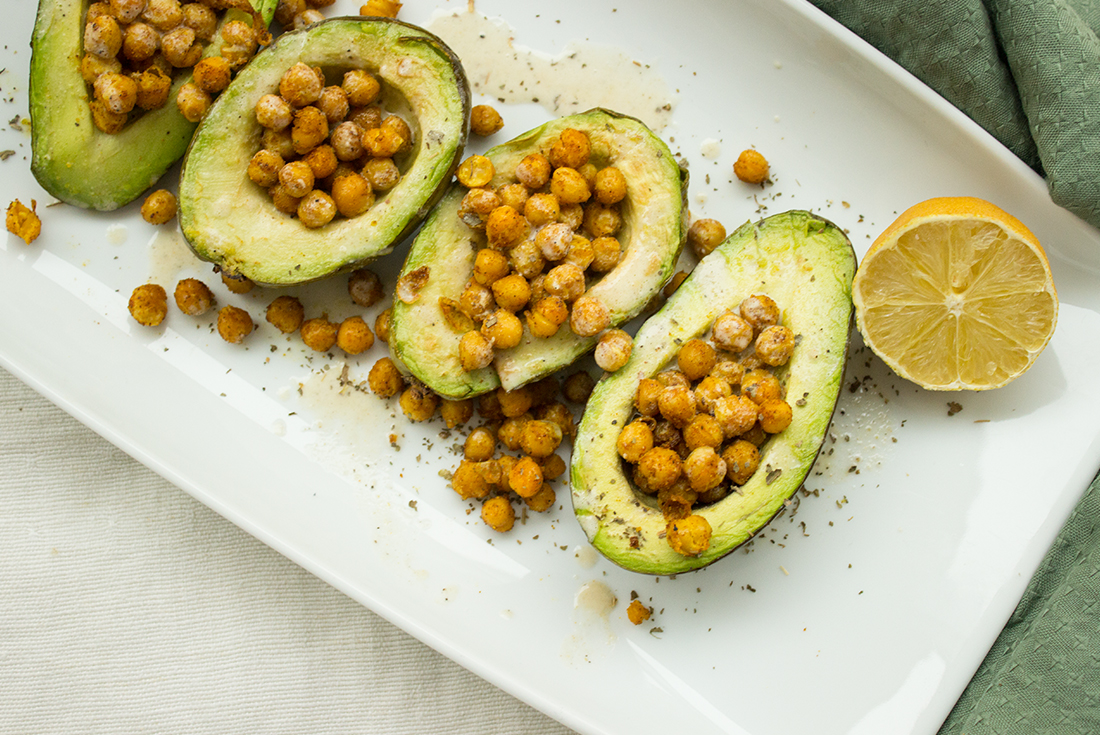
(29, 0), (277, 211)
(571, 211), (856, 575)
(178, 17), (470, 285)
(389, 108), (688, 400)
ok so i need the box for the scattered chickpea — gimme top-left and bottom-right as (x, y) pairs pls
(347, 268), (384, 308)
(368, 356), (404, 397)
(480, 495), (515, 532)
(464, 427), (497, 462)
(627, 600), (652, 625)
(733, 149), (770, 185)
(399, 384), (438, 422)
(595, 329), (633, 372)
(300, 316), (338, 352)
(264, 295), (304, 333)
(336, 315), (375, 355)
(508, 456), (544, 498)
(173, 278), (215, 316)
(470, 104), (504, 136)
(6, 200), (41, 245)
(374, 308), (392, 343)
(688, 219), (726, 259)
(141, 189), (177, 225)
(524, 483), (556, 513)
(452, 460), (490, 500)
(128, 283), (168, 326)
(666, 515), (712, 556)
(562, 371), (595, 404)
(217, 305), (253, 344)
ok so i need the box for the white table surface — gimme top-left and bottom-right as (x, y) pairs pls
(0, 365), (576, 734)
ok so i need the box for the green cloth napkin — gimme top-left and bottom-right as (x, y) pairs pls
(807, 2), (1100, 731)
(809, 0), (1100, 229)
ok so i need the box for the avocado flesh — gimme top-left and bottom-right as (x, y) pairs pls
(390, 108), (688, 400)
(178, 17), (470, 286)
(29, 0), (276, 211)
(570, 211), (856, 575)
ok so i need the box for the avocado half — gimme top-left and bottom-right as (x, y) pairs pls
(178, 17), (470, 286)
(570, 211), (856, 575)
(29, 0), (277, 211)
(390, 108), (688, 400)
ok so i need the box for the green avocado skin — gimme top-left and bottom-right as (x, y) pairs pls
(178, 17), (470, 286)
(390, 108), (688, 400)
(570, 211), (856, 576)
(29, 0), (276, 211)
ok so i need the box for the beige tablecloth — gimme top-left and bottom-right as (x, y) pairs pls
(0, 366), (574, 734)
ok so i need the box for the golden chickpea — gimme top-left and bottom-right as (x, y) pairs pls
(173, 278), (215, 316)
(744, 422), (771, 448)
(94, 73), (138, 115)
(360, 0), (402, 16)
(460, 188), (502, 224)
(192, 56), (231, 94)
(535, 222), (573, 261)
(677, 339), (717, 381)
(85, 15), (122, 59)
(491, 274), (531, 313)
(569, 296), (610, 338)
(637, 447), (682, 492)
(756, 325), (796, 367)
(176, 82), (211, 122)
(657, 369), (691, 389)
(300, 316), (338, 351)
(740, 293), (780, 331)
(374, 308), (392, 343)
(382, 115), (412, 154)
(524, 193), (561, 227)
(497, 386), (534, 419)
(565, 236), (595, 271)
(110, 0), (145, 23)
(399, 384), (439, 422)
(693, 375), (732, 415)
(317, 85), (350, 124)
(723, 440), (760, 485)
(362, 157), (401, 192)
(221, 272), (254, 294)
(452, 460), (490, 500)
(217, 305), (253, 344)
(323, 121), (361, 161)
(712, 311), (753, 352)
(496, 182), (529, 212)
(742, 369), (783, 404)
(524, 483), (556, 513)
(343, 69), (381, 107)
(548, 128), (591, 169)
(562, 370), (595, 404)
(734, 148), (769, 185)
(710, 359), (744, 388)
(481, 495), (515, 532)
(348, 104), (382, 130)
(590, 236), (621, 273)
(275, 0), (306, 24)
(439, 399), (473, 429)
(265, 295), (304, 333)
(656, 481), (694, 517)
(627, 600), (652, 625)
(742, 352), (765, 373)
(658, 384), (696, 428)
(470, 104), (504, 136)
(142, 0), (183, 31)
(543, 263), (586, 303)
(666, 514), (712, 556)
(688, 218), (726, 259)
(481, 308), (525, 350)
(331, 173), (375, 218)
(594, 166), (627, 205)
(368, 356), (404, 397)
(362, 126), (405, 158)
(279, 160), (315, 198)
(182, 2), (217, 40)
(141, 189), (177, 225)
(550, 167), (590, 205)
(617, 420), (654, 463)
(270, 185), (303, 216)
(122, 22), (159, 63)
(485, 205), (527, 249)
(459, 330), (494, 371)
(341, 270), (382, 310)
(457, 155), (494, 188)
(161, 27), (201, 68)
(634, 378), (662, 417)
(508, 456), (544, 498)
(519, 419), (563, 459)
(713, 395), (758, 438)
(595, 328), (633, 372)
(464, 426), (497, 461)
(336, 316), (375, 355)
(526, 296), (566, 339)
(128, 283), (168, 326)
(261, 127), (296, 160)
(583, 202), (622, 238)
(80, 53), (121, 85)
(758, 398), (793, 434)
(496, 415), (528, 451)
(280, 62), (323, 107)
(652, 421), (683, 451)
(255, 94), (292, 131)
(684, 447), (727, 493)
(472, 248), (510, 287)
(683, 413), (724, 451)
(514, 153), (551, 189)
(536, 401), (574, 440)
(134, 68), (171, 111)
(292, 106), (329, 155)
(507, 240), (546, 281)
(247, 149), (283, 188)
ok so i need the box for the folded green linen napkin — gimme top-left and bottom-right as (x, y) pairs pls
(809, 0), (1100, 229)
(808, 2), (1100, 732)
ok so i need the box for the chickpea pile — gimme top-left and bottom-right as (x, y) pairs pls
(247, 62), (411, 229)
(446, 128), (635, 374)
(80, 0), (274, 133)
(615, 293), (797, 558)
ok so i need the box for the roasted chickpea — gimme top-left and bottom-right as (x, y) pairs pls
(595, 328), (633, 372)
(497, 386), (534, 419)
(594, 166), (627, 205)
(758, 398), (793, 434)
(491, 274), (531, 313)
(627, 600), (652, 625)
(255, 94), (293, 130)
(122, 22), (159, 63)
(682, 413), (724, 451)
(80, 53), (121, 85)
(496, 182), (528, 212)
(175, 82), (211, 123)
(519, 419), (563, 459)
(514, 153), (551, 189)
(589, 236), (621, 273)
(94, 73), (138, 115)
(464, 427), (497, 461)
(261, 127), (296, 160)
(192, 56), (231, 94)
(459, 330), (494, 371)
(658, 384), (696, 427)
(452, 460), (490, 500)
(534, 222), (572, 261)
(549, 167), (590, 205)
(270, 185), (303, 215)
(527, 296), (568, 338)
(676, 339), (717, 381)
(496, 415), (529, 451)
(128, 283), (168, 326)
(565, 236), (595, 271)
(279, 160), (315, 198)
(247, 149), (284, 188)
(399, 384), (439, 422)
(684, 447), (727, 493)
(525, 483), (556, 513)
(481, 496), (515, 531)
(713, 395), (758, 438)
(142, 0), (183, 31)
(741, 369), (783, 404)
(535, 401), (574, 438)
(617, 420), (654, 463)
(710, 359), (744, 388)
(723, 440), (760, 485)
(343, 69), (380, 107)
(570, 296), (610, 338)
(543, 263), (586, 303)
(469, 104), (504, 136)
(265, 295), (304, 333)
(688, 218), (726, 259)
(161, 27), (201, 68)
(755, 325), (796, 366)
(110, 0), (145, 23)
(481, 309), (523, 350)
(473, 248), (511, 287)
(548, 128), (590, 169)
(381, 115), (412, 153)
(344, 271), (382, 311)
(331, 173), (375, 218)
(374, 308), (392, 343)
(133, 67), (171, 111)
(85, 15), (123, 59)
(317, 85), (350, 123)
(485, 205), (527, 249)
(361, 126), (405, 158)
(583, 202), (622, 238)
(634, 378), (662, 417)
(362, 157), (401, 192)
(182, 2), (217, 39)
(507, 240), (546, 281)
(368, 356), (404, 397)
(439, 399), (473, 429)
(559, 202), (585, 231)
(657, 369), (691, 389)
(712, 311), (753, 353)
(693, 375), (732, 415)
(217, 305), (253, 344)
(348, 104), (383, 130)
(300, 316), (338, 351)
(291, 106), (329, 155)
(740, 294), (780, 331)
(563, 370), (595, 404)
(279, 62), (322, 107)
(734, 148), (769, 184)
(336, 316), (375, 355)
(637, 447), (682, 492)
(173, 278), (215, 316)
(508, 456), (544, 498)
(141, 189), (177, 225)
(666, 515), (712, 556)
(457, 155), (494, 188)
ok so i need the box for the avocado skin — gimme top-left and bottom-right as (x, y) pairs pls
(29, 0), (277, 211)
(178, 17), (471, 286)
(570, 211), (856, 575)
(390, 108), (688, 400)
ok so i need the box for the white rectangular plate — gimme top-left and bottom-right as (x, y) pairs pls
(4, 1), (1100, 734)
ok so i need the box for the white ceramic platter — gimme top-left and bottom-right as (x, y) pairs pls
(4, 1), (1100, 733)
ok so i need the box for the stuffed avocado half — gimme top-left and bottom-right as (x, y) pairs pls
(389, 108), (688, 400)
(570, 211), (856, 575)
(178, 16), (470, 286)
(29, 0), (277, 211)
